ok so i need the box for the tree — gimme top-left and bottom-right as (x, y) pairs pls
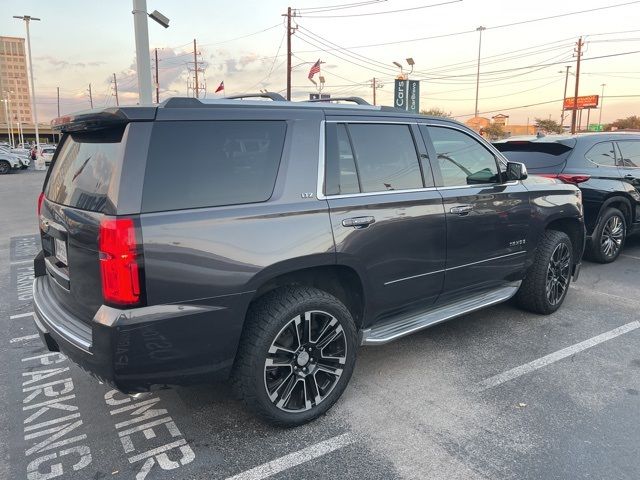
(482, 123), (506, 140)
(420, 107), (452, 118)
(607, 115), (640, 131)
(534, 118), (563, 134)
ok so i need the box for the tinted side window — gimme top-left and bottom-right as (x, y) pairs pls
(618, 141), (640, 168)
(585, 142), (617, 166)
(427, 126), (500, 186)
(325, 124), (360, 195)
(142, 121), (286, 212)
(347, 124), (422, 193)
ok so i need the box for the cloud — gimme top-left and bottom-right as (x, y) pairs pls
(36, 55), (106, 69)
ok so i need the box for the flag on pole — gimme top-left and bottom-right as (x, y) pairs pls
(308, 59), (321, 80)
(215, 81), (224, 93)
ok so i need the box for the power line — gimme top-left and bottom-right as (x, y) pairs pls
(299, 0), (462, 18)
(297, 1), (387, 14)
(299, 1), (640, 50)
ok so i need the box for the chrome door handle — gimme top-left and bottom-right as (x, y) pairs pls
(450, 205), (473, 215)
(342, 216), (375, 228)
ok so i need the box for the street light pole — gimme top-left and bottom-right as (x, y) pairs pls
(2, 98), (12, 146)
(3, 94), (14, 147)
(474, 26), (486, 118)
(13, 15), (41, 148)
(132, 0), (153, 104)
(598, 83), (606, 126)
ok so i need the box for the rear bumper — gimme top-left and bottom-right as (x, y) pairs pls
(33, 268), (252, 393)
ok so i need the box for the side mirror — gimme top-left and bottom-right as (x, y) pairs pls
(506, 161), (528, 181)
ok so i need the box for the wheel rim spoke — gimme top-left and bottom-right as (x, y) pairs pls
(601, 216), (625, 257)
(546, 242), (571, 305)
(264, 309), (347, 413)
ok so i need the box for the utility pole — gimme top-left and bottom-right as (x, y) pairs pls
(560, 66), (570, 125)
(88, 83), (93, 109)
(284, 7), (296, 101)
(570, 37), (584, 134)
(474, 26), (486, 118)
(155, 48), (160, 103)
(56, 86), (60, 117)
(193, 39), (199, 99)
(2, 97), (13, 146)
(598, 83), (606, 126)
(372, 77), (377, 105)
(113, 73), (119, 106)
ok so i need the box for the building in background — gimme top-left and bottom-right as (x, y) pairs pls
(0, 36), (33, 126)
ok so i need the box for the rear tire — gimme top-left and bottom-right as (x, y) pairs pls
(0, 160), (10, 174)
(232, 286), (358, 427)
(516, 230), (573, 315)
(587, 208), (626, 264)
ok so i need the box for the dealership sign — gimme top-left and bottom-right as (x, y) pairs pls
(563, 95), (599, 110)
(394, 79), (420, 113)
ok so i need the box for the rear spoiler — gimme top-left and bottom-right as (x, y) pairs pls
(51, 107), (156, 133)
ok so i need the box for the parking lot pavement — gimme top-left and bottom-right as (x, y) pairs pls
(1, 170), (638, 480)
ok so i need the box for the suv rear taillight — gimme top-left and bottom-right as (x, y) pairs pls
(539, 173), (591, 185)
(98, 218), (143, 306)
(37, 192), (45, 216)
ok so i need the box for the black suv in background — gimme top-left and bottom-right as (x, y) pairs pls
(33, 95), (584, 426)
(495, 134), (640, 263)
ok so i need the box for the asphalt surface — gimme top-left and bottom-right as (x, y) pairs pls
(1, 168), (638, 480)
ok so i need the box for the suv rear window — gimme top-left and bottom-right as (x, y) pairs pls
(45, 128), (124, 213)
(142, 121), (286, 212)
(494, 141), (574, 170)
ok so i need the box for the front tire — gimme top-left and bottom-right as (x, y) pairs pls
(587, 208), (626, 263)
(232, 286), (358, 427)
(516, 230), (573, 315)
(0, 160), (10, 175)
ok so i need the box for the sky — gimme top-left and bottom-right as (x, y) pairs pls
(2, 0), (639, 125)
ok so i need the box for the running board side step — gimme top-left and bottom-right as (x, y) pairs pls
(361, 282), (521, 345)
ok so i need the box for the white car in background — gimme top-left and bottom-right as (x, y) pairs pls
(0, 148), (25, 174)
(40, 146), (57, 167)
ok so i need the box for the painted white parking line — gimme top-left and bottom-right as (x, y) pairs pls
(10, 259), (34, 265)
(479, 321), (640, 391)
(10, 311), (35, 320)
(226, 433), (354, 480)
(572, 286), (640, 306)
(621, 253), (640, 261)
(10, 334), (39, 343)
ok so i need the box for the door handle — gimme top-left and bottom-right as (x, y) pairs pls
(450, 205), (473, 215)
(342, 216), (375, 228)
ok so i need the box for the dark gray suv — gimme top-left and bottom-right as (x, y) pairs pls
(33, 95), (585, 426)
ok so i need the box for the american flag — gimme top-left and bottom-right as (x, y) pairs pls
(308, 59), (321, 80)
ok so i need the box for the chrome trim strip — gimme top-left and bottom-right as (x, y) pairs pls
(384, 250), (526, 286)
(324, 186), (439, 200)
(447, 250), (526, 271)
(384, 269), (445, 286)
(325, 120), (419, 124)
(317, 120), (327, 200)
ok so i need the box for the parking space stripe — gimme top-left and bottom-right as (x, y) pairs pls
(10, 334), (39, 343)
(10, 311), (34, 319)
(621, 253), (640, 261)
(225, 433), (354, 480)
(479, 320), (640, 391)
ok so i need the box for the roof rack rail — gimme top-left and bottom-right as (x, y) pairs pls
(224, 92), (287, 102)
(304, 96), (370, 105)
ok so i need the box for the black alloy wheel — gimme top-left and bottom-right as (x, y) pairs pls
(264, 310), (347, 412)
(232, 286), (357, 427)
(516, 229), (573, 315)
(0, 161), (10, 174)
(545, 242), (571, 306)
(588, 208), (626, 263)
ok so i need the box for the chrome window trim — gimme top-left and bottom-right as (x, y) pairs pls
(384, 250), (526, 286)
(419, 122), (510, 167)
(317, 119), (519, 200)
